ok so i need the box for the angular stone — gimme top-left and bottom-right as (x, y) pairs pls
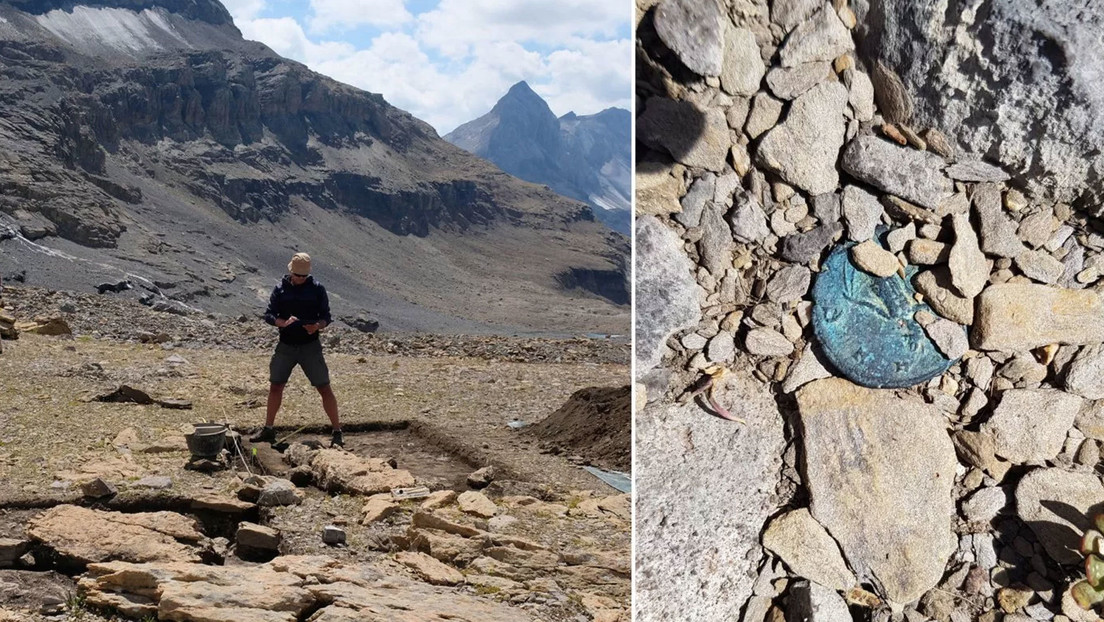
(797, 379), (957, 606)
(1016, 468), (1104, 565)
(844, 68), (875, 121)
(81, 478), (117, 499)
(787, 581), (853, 622)
(770, 0), (821, 32)
(908, 239), (950, 265)
(636, 372), (785, 620)
(466, 466), (496, 489)
(361, 496), (399, 524)
(757, 82), (849, 194)
(811, 192), (841, 224)
(458, 491), (497, 518)
(782, 343), (834, 393)
(841, 185), (884, 242)
(922, 318), (968, 360)
(765, 62), (832, 100)
(914, 268), (974, 325)
(636, 160), (685, 216)
(1065, 345), (1104, 400)
(745, 328), (794, 357)
(638, 98), (729, 171)
(945, 160), (1011, 182)
(746, 93), (784, 139)
(729, 191), (770, 244)
(258, 479), (303, 507)
(961, 487), (1008, 523)
(762, 508), (855, 591)
(973, 184), (1026, 258)
(982, 389), (1082, 464)
(721, 27), (764, 96)
(310, 449), (416, 496)
(882, 195), (942, 226)
(420, 490), (458, 511)
(27, 506), (203, 565)
(322, 525), (346, 545)
(779, 5), (854, 67)
(948, 213), (988, 298)
(972, 284), (1104, 351)
(1018, 211), (1059, 249)
(706, 333), (736, 363)
(781, 222), (842, 264)
(654, 0), (724, 76)
(236, 522), (281, 551)
(698, 203), (733, 276)
(1015, 250), (1064, 284)
(673, 173), (712, 228)
(636, 216), (702, 371)
(766, 265), (811, 303)
(841, 135), (953, 210)
(851, 241), (899, 277)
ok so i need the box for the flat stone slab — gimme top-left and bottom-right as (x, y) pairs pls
(27, 506), (204, 565)
(840, 134), (953, 210)
(636, 216), (702, 372)
(635, 372), (784, 621)
(812, 242), (959, 388)
(972, 283), (1104, 351)
(1016, 468), (1104, 565)
(797, 378), (958, 607)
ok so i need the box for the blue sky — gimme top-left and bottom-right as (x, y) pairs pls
(220, 0), (632, 135)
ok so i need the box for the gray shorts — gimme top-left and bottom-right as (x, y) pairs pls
(270, 340), (330, 387)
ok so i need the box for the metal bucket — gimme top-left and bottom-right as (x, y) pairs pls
(186, 423), (227, 458)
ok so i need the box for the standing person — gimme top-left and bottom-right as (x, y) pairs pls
(251, 252), (343, 447)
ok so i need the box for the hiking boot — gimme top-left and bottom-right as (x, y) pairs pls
(330, 429), (344, 448)
(250, 426), (276, 443)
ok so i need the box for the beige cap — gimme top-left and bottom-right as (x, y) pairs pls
(288, 252), (311, 275)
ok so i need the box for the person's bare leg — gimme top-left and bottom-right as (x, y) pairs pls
(318, 384), (340, 430)
(266, 383), (286, 427)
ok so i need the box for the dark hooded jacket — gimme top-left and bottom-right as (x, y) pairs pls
(264, 275), (332, 344)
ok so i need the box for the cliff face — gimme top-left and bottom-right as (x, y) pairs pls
(445, 82), (631, 235)
(0, 1), (628, 334)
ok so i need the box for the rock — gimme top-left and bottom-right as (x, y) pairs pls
(982, 389), (1082, 464)
(236, 522), (281, 551)
(674, 174), (713, 228)
(466, 466), (496, 489)
(1016, 468), (1104, 565)
(343, 314), (379, 333)
(310, 448), (416, 495)
(945, 160), (1011, 182)
(638, 98), (729, 171)
(27, 505), (203, 565)
(745, 328), (795, 357)
(322, 525), (346, 545)
(765, 62), (832, 100)
(706, 333), (735, 363)
(973, 184), (1026, 258)
(851, 240), (899, 277)
(781, 222), (842, 263)
(908, 239), (950, 265)
(771, 0), (821, 32)
(883, 195), (942, 226)
(1018, 211), (1059, 249)
(841, 185), (884, 242)
(729, 191), (770, 243)
(458, 491), (498, 518)
(721, 27), (764, 96)
(922, 318), (969, 360)
(844, 68), (875, 121)
(840, 135), (953, 210)
(637, 161), (685, 216)
(361, 496), (399, 524)
(861, 0), (1104, 209)
(948, 213), (988, 297)
(811, 192), (841, 224)
(288, 465), (313, 487)
(1065, 345), (1104, 400)
(190, 494), (255, 513)
(914, 269), (975, 325)
(1015, 250), (1065, 284)
(80, 478), (117, 499)
(681, 333), (707, 351)
(395, 551), (465, 586)
(151, 300), (190, 315)
(797, 379), (957, 606)
(782, 344), (834, 393)
(636, 216), (702, 371)
(757, 82), (849, 194)
(961, 487), (1008, 523)
(636, 372), (784, 620)
(779, 5), (854, 67)
(698, 203), (733, 276)
(766, 266), (811, 303)
(23, 317), (71, 336)
(257, 478), (304, 506)
(762, 508), (855, 591)
(972, 284), (1104, 351)
(0, 539), (30, 567)
(746, 93), (785, 138)
(786, 580), (853, 622)
(654, 0), (724, 77)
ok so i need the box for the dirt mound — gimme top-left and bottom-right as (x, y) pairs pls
(528, 386), (630, 472)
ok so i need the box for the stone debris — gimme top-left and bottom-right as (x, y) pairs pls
(948, 213), (987, 298)
(761, 508), (855, 592)
(982, 389), (1082, 464)
(654, 0), (724, 77)
(721, 27), (764, 96)
(841, 135), (953, 210)
(756, 82), (849, 194)
(841, 184), (883, 242)
(779, 5), (854, 67)
(765, 61), (831, 100)
(945, 160), (1011, 183)
(972, 284), (1104, 351)
(745, 328), (795, 357)
(851, 240), (899, 277)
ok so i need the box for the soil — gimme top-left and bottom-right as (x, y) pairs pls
(527, 386), (631, 472)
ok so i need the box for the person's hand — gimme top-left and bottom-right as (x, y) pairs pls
(277, 316), (299, 328)
(304, 323), (319, 335)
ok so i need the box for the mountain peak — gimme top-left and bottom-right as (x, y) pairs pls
(6, 0), (234, 25)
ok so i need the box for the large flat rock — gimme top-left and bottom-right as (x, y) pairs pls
(971, 283), (1104, 351)
(635, 215), (701, 372)
(796, 378), (957, 607)
(27, 505), (204, 566)
(635, 372), (785, 621)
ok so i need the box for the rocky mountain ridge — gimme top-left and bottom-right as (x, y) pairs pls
(445, 81), (631, 235)
(0, 0), (628, 335)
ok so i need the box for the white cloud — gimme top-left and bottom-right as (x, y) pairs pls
(222, 0), (267, 21)
(308, 0), (413, 33)
(236, 16), (354, 65)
